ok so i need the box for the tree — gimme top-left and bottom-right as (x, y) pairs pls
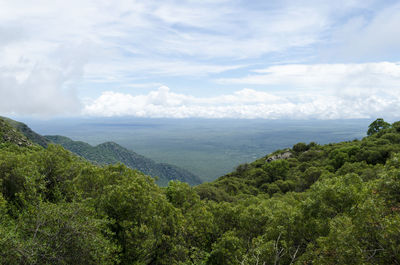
(293, 142), (308, 153)
(0, 202), (118, 265)
(207, 231), (244, 265)
(367, 118), (390, 136)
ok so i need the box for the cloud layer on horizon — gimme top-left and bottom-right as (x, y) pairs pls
(83, 86), (399, 120)
(84, 62), (400, 119)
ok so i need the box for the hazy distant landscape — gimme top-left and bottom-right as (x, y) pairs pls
(24, 118), (371, 181)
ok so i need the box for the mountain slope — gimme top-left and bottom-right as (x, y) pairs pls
(45, 135), (202, 186)
(0, 117), (200, 186)
(195, 120), (400, 202)
(0, 116), (50, 147)
(0, 117), (33, 146)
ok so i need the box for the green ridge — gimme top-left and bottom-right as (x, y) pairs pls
(0, 117), (33, 146)
(45, 135), (202, 186)
(0, 116), (50, 147)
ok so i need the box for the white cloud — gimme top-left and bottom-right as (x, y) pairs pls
(1, 0), (400, 118)
(214, 62), (400, 119)
(218, 62), (400, 90)
(83, 80), (400, 119)
(327, 2), (400, 60)
(143, 2), (328, 58)
(84, 60), (246, 83)
(0, 51), (83, 116)
(0, 0), (361, 85)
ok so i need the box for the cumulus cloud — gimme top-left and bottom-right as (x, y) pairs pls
(83, 87), (289, 118)
(213, 62), (400, 119)
(83, 81), (400, 120)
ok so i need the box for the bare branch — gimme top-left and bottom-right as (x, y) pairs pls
(289, 245), (300, 265)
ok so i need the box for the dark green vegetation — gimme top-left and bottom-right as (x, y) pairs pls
(45, 135), (201, 186)
(1, 117), (400, 264)
(367, 118), (391, 136)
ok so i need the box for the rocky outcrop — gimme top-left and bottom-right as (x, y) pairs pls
(266, 150), (292, 163)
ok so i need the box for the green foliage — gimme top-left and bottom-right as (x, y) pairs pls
(367, 118), (391, 136)
(1, 202), (118, 265)
(292, 142), (308, 153)
(1, 117), (400, 264)
(207, 231), (243, 265)
(262, 159), (290, 182)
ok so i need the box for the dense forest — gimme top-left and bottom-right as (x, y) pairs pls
(1, 117), (400, 264)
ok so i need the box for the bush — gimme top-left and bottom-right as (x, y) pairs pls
(293, 142), (309, 153)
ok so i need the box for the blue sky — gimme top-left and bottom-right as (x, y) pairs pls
(0, 0), (400, 119)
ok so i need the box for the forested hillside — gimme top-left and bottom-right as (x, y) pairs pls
(0, 117), (200, 186)
(0, 117), (399, 264)
(1, 116), (50, 147)
(45, 135), (201, 186)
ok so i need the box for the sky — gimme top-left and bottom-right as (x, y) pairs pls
(0, 0), (400, 119)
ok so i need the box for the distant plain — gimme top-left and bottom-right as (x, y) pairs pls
(24, 118), (372, 181)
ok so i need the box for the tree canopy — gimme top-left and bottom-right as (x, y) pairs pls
(1, 116), (400, 264)
(367, 118), (391, 136)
